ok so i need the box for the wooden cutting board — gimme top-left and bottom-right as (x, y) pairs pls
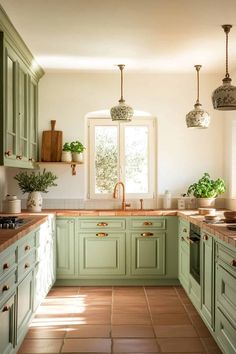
(41, 120), (63, 162)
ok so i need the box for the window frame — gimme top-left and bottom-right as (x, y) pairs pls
(88, 117), (156, 200)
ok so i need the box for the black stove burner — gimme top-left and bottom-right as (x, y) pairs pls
(0, 216), (26, 229)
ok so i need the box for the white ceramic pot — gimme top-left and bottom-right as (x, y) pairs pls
(72, 152), (83, 162)
(27, 191), (43, 212)
(197, 197), (215, 208)
(61, 151), (72, 162)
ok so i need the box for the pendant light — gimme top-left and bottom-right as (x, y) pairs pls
(186, 65), (210, 128)
(110, 64), (133, 122)
(212, 24), (236, 110)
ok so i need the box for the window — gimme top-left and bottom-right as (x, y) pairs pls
(88, 118), (156, 199)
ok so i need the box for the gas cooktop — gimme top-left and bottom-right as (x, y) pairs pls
(0, 216), (28, 229)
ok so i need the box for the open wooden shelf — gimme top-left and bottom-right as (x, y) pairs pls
(38, 161), (83, 175)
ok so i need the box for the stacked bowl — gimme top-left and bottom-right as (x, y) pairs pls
(223, 211), (236, 223)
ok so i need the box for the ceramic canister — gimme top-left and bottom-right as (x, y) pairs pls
(2, 195), (21, 213)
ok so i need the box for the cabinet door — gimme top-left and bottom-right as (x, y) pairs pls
(4, 44), (18, 160)
(28, 77), (38, 162)
(17, 270), (34, 344)
(0, 294), (16, 354)
(178, 238), (190, 293)
(215, 307), (236, 354)
(56, 219), (75, 278)
(130, 231), (165, 275)
(79, 232), (126, 276)
(201, 232), (214, 328)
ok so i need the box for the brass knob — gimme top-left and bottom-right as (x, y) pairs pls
(28, 157), (33, 162)
(143, 221), (153, 226)
(2, 285), (9, 292)
(2, 306), (9, 312)
(97, 222), (108, 227)
(203, 234), (208, 241)
(181, 236), (184, 241)
(141, 232), (154, 237)
(4, 151), (12, 156)
(183, 228), (187, 232)
(96, 233), (108, 237)
(231, 259), (236, 267)
(25, 245), (30, 251)
(187, 237), (194, 244)
(24, 263), (30, 269)
(3, 263), (9, 270)
(16, 155), (22, 160)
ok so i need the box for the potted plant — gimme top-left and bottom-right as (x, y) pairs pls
(61, 142), (72, 162)
(70, 140), (85, 162)
(14, 169), (57, 212)
(186, 172), (226, 207)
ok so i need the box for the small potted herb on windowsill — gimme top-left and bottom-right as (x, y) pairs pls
(186, 172), (226, 207)
(70, 141), (85, 162)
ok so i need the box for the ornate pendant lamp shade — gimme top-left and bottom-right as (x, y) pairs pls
(186, 65), (210, 128)
(212, 25), (236, 110)
(110, 64), (133, 122)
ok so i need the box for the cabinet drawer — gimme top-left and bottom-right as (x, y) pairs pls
(18, 232), (35, 261)
(216, 263), (236, 327)
(18, 252), (36, 282)
(129, 218), (166, 229)
(0, 244), (17, 280)
(215, 308), (236, 354)
(0, 271), (16, 305)
(217, 244), (236, 276)
(79, 218), (125, 230)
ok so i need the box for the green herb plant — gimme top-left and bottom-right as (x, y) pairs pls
(70, 141), (85, 153)
(187, 172), (226, 198)
(14, 169), (57, 193)
(62, 142), (71, 151)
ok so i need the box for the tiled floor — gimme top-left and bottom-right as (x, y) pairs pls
(18, 286), (222, 354)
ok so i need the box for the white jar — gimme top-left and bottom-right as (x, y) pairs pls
(61, 151), (72, 162)
(163, 190), (171, 209)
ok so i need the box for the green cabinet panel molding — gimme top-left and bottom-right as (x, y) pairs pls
(0, 293), (16, 354)
(0, 5), (43, 168)
(178, 218), (190, 293)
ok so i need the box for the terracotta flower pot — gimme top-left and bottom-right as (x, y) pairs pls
(197, 198), (215, 208)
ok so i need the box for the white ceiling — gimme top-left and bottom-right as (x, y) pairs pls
(1, 0), (236, 73)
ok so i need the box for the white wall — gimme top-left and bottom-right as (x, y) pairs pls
(6, 71), (225, 207)
(0, 167), (7, 209)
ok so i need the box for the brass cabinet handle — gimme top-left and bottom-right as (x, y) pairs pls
(96, 233), (108, 237)
(97, 222), (108, 227)
(181, 236), (185, 241)
(231, 259), (236, 267)
(2, 285), (9, 292)
(28, 157), (33, 162)
(16, 155), (22, 160)
(4, 151), (12, 157)
(25, 245), (30, 251)
(186, 237), (194, 244)
(143, 221), (153, 226)
(2, 306), (9, 312)
(3, 263), (9, 270)
(203, 234), (208, 241)
(141, 232), (154, 237)
(24, 263), (30, 269)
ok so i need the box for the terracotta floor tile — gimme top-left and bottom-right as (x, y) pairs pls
(113, 338), (159, 352)
(61, 338), (111, 353)
(18, 339), (63, 353)
(112, 325), (155, 338)
(157, 337), (205, 352)
(149, 304), (186, 314)
(113, 305), (149, 314)
(79, 286), (112, 292)
(26, 327), (67, 339)
(112, 313), (152, 325)
(184, 303), (199, 316)
(190, 314), (211, 337)
(152, 313), (191, 325)
(154, 324), (198, 338)
(65, 324), (111, 338)
(202, 337), (223, 353)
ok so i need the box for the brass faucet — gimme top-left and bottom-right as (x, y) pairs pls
(113, 181), (130, 210)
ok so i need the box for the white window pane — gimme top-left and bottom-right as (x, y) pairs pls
(95, 126), (118, 194)
(125, 126), (148, 193)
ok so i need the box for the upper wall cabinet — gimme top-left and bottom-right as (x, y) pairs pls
(0, 5), (44, 168)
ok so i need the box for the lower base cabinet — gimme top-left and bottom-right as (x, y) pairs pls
(215, 308), (236, 354)
(0, 294), (16, 354)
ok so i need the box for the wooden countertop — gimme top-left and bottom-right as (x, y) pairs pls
(0, 209), (235, 251)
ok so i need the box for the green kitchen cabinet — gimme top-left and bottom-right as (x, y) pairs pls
(78, 232), (126, 276)
(0, 8), (43, 168)
(56, 218), (76, 278)
(130, 231), (165, 276)
(201, 231), (214, 329)
(178, 218), (190, 293)
(0, 293), (16, 354)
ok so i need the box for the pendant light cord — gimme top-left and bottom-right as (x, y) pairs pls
(222, 24), (232, 79)
(195, 65), (201, 105)
(118, 64), (125, 103)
